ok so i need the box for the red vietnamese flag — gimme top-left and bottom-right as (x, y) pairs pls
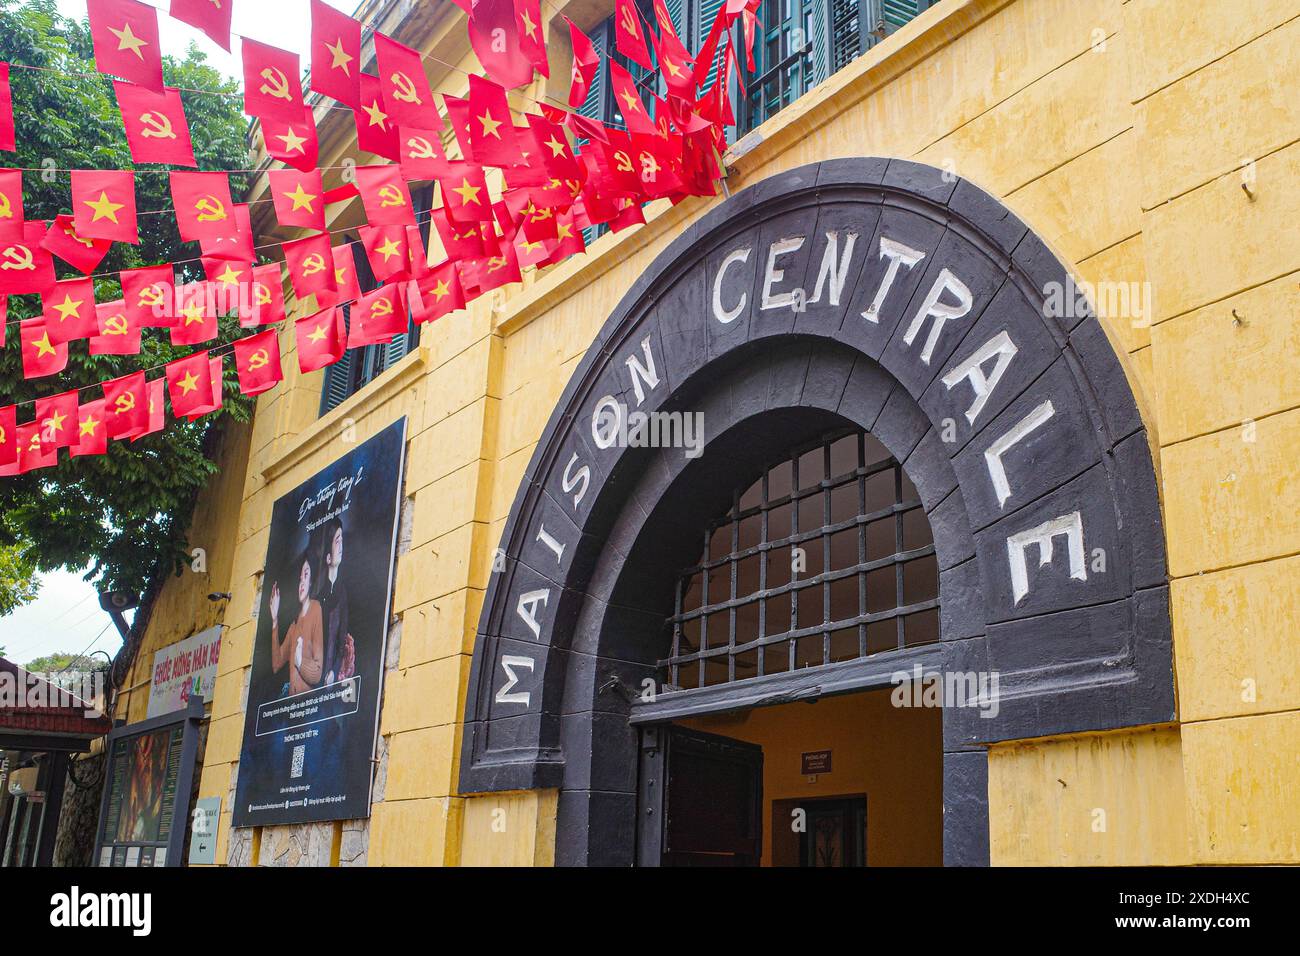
(131, 378), (165, 442)
(356, 74), (401, 162)
(609, 62), (656, 134)
(20, 318), (68, 378)
(566, 18), (600, 108)
(0, 169), (23, 242)
(88, 0), (163, 91)
(360, 224), (410, 283)
(15, 422), (57, 473)
(438, 162), (490, 224)
(204, 256), (251, 294)
(42, 278), (97, 344)
(514, 0), (548, 79)
(468, 0), (534, 89)
(283, 232), (336, 302)
(614, 0), (653, 70)
(171, 171), (237, 244)
(115, 82), (198, 167)
(527, 114), (581, 181)
(42, 216), (112, 275)
(241, 263), (287, 328)
(0, 295), (6, 346)
(310, 0), (362, 109)
(693, 0), (743, 90)
(549, 208), (587, 261)
(169, 0), (232, 51)
(430, 206), (485, 261)
(242, 39), (305, 124)
(171, 282), (217, 346)
(356, 165), (415, 227)
(413, 260), (465, 322)
(200, 201), (255, 264)
(441, 94), (477, 162)
(0, 222), (55, 296)
(71, 398), (108, 458)
(233, 329), (283, 396)
(269, 168), (325, 231)
(0, 63), (14, 153)
(165, 351), (216, 417)
(121, 264), (175, 328)
(406, 224), (432, 281)
(72, 170), (138, 244)
(0, 403), (15, 467)
(261, 108), (320, 173)
(90, 299), (142, 355)
(190, 356), (225, 419)
(467, 75), (521, 168)
(398, 126), (452, 182)
(374, 33), (439, 129)
(330, 244), (362, 305)
(35, 390), (79, 449)
(294, 307), (345, 372)
(102, 370), (149, 438)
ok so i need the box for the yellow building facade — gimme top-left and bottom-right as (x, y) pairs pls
(115, 0), (1300, 866)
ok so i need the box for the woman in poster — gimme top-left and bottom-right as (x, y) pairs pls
(269, 551), (325, 696)
(318, 517), (355, 685)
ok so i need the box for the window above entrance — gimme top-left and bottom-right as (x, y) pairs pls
(665, 428), (939, 690)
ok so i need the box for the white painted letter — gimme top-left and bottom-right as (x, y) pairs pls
(941, 331), (1019, 425)
(984, 400), (1055, 507)
(712, 247), (750, 324)
(862, 236), (925, 322)
(537, 525), (566, 564)
(562, 453), (590, 509)
(762, 237), (806, 310)
(496, 655), (535, 706)
(1006, 511), (1086, 604)
(904, 268), (973, 365)
(809, 231), (859, 307)
(624, 335), (660, 407)
(516, 589), (550, 638)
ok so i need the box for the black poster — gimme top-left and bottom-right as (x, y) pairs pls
(232, 418), (406, 827)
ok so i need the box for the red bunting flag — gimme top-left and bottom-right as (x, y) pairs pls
(566, 18), (600, 108)
(374, 33), (439, 129)
(169, 0), (233, 51)
(398, 125), (452, 181)
(204, 257), (250, 292)
(438, 162), (490, 224)
(355, 73), (401, 161)
(90, 299), (142, 355)
(269, 168), (326, 231)
(413, 260), (465, 322)
(0, 403), (14, 467)
(283, 232), (336, 301)
(131, 378), (165, 441)
(240, 262), (287, 328)
(261, 108), (320, 173)
(171, 282), (217, 346)
(89, 0), (163, 91)
(121, 265), (176, 328)
(406, 224), (432, 281)
(0, 222), (55, 296)
(43, 278), (98, 344)
(199, 201), (255, 264)
(35, 390), (79, 449)
(165, 351), (216, 418)
(348, 284), (407, 348)
(310, 0), (362, 109)
(115, 82), (197, 167)
(171, 171), (237, 244)
(440, 94), (477, 161)
(0, 63), (14, 153)
(233, 329), (284, 396)
(295, 306), (345, 372)
(515, 0), (548, 79)
(360, 223), (410, 283)
(609, 62), (655, 133)
(72, 169), (138, 244)
(467, 75), (521, 168)
(468, 0), (534, 90)
(71, 398), (107, 458)
(430, 206), (485, 261)
(103, 370), (149, 438)
(15, 422), (57, 472)
(356, 165), (415, 227)
(242, 39), (305, 124)
(43, 216), (112, 275)
(20, 318), (68, 378)
(615, 0), (653, 70)
(330, 244), (361, 305)
(0, 169), (23, 241)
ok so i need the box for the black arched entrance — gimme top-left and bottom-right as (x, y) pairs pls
(459, 158), (1174, 866)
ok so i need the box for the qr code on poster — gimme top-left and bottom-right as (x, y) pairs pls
(290, 744), (305, 779)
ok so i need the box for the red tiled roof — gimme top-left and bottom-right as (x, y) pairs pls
(0, 657), (113, 740)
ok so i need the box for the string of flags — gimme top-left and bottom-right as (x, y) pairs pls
(0, 0), (765, 475)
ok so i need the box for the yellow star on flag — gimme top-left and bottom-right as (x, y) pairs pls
(307, 324), (328, 343)
(43, 409), (68, 434)
(476, 110), (503, 139)
(276, 128), (309, 155)
(619, 89), (642, 113)
(451, 178), (482, 205)
(177, 370), (201, 395)
(521, 9), (537, 39)
(181, 302), (206, 326)
(285, 182), (317, 212)
(557, 222), (574, 239)
(216, 265), (244, 286)
(363, 101), (390, 130)
(110, 22), (149, 60)
(84, 191), (125, 224)
(52, 293), (83, 322)
(545, 135), (568, 158)
(334, 267), (349, 285)
(80, 416), (101, 438)
(431, 279), (450, 300)
(326, 37), (354, 75)
(33, 333), (57, 358)
(375, 238), (403, 262)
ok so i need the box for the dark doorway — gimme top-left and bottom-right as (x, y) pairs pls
(637, 725), (763, 866)
(799, 796), (867, 867)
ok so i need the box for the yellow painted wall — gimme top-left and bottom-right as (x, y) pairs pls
(680, 690), (943, 866)
(117, 0), (1300, 866)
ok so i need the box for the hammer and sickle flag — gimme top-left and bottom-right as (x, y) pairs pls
(121, 264), (176, 328)
(42, 215), (113, 276)
(20, 317), (68, 379)
(169, 0), (233, 52)
(242, 38), (305, 124)
(294, 305), (346, 374)
(171, 171), (237, 244)
(0, 403), (16, 468)
(12, 422), (57, 473)
(0, 169), (24, 242)
(88, 0), (163, 92)
(614, 0), (653, 70)
(115, 81), (197, 167)
(233, 328), (284, 397)
(90, 299), (142, 356)
(374, 32), (439, 129)
(72, 169), (138, 245)
(71, 398), (108, 458)
(398, 125), (452, 182)
(565, 17), (600, 109)
(0, 222), (56, 297)
(240, 263), (288, 329)
(102, 370), (149, 438)
(356, 165), (415, 228)
(0, 63), (14, 154)
(42, 278), (99, 345)
(349, 283), (407, 348)
(283, 231), (338, 302)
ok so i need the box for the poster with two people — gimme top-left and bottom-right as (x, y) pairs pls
(233, 419), (406, 827)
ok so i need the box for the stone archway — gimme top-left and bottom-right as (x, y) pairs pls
(459, 158), (1174, 866)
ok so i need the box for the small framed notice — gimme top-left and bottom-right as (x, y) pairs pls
(801, 750), (832, 775)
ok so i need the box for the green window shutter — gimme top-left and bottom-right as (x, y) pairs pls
(809, 0), (831, 86)
(320, 338), (356, 414)
(576, 18), (610, 124)
(880, 0), (923, 31)
(664, 0), (686, 39)
(693, 0), (728, 93)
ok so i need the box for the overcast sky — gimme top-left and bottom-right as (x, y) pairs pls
(0, 1), (359, 666)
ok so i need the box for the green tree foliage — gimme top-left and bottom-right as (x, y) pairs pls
(24, 649), (110, 673)
(0, 540), (41, 614)
(0, 0), (257, 598)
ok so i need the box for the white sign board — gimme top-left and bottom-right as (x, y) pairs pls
(146, 625), (222, 718)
